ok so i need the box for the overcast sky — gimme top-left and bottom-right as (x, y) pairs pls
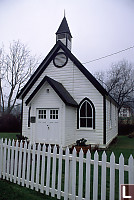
(1, 0), (134, 73)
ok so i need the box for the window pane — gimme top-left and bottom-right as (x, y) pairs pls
(87, 102), (92, 117)
(80, 118), (86, 127)
(80, 103), (86, 117)
(87, 118), (92, 127)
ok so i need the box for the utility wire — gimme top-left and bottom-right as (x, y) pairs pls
(82, 45), (134, 64)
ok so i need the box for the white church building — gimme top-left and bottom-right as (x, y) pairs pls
(17, 16), (118, 148)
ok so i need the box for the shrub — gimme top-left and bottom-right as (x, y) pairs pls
(0, 113), (21, 133)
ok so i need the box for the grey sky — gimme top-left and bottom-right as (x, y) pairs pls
(1, 0), (134, 73)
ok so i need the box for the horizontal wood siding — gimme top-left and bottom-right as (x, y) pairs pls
(23, 50), (104, 145)
(23, 82), (65, 145)
(64, 106), (76, 147)
(106, 98), (118, 144)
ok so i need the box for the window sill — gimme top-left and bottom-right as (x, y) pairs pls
(77, 128), (94, 131)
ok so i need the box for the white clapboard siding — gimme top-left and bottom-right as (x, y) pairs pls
(22, 55), (105, 146)
(0, 139), (134, 200)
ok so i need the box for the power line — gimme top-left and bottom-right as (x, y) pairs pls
(82, 45), (134, 64)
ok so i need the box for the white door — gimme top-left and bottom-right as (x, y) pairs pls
(36, 108), (59, 144)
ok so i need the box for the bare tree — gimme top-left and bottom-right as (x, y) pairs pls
(95, 60), (134, 112)
(0, 40), (39, 114)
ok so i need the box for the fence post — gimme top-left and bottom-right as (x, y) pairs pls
(64, 147), (69, 200)
(109, 152), (115, 200)
(14, 140), (19, 183)
(128, 155), (134, 184)
(93, 151), (99, 200)
(10, 139), (15, 182)
(3, 139), (7, 179)
(6, 139), (11, 181)
(119, 153), (124, 200)
(22, 141), (27, 186)
(26, 142), (31, 188)
(57, 146), (63, 199)
(35, 143), (41, 191)
(31, 143), (36, 190)
(85, 150), (91, 200)
(40, 144), (46, 194)
(0, 138), (3, 179)
(78, 148), (84, 200)
(101, 151), (107, 200)
(51, 145), (57, 197)
(71, 148), (76, 200)
(46, 145), (51, 195)
(18, 140), (23, 185)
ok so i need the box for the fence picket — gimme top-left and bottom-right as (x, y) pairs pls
(51, 145), (57, 197)
(10, 140), (15, 182)
(3, 139), (7, 179)
(31, 143), (36, 190)
(72, 148), (76, 200)
(78, 149), (84, 200)
(40, 144), (46, 193)
(14, 140), (19, 183)
(22, 141), (27, 186)
(0, 138), (3, 179)
(128, 155), (134, 184)
(93, 151), (99, 200)
(18, 140), (23, 185)
(26, 142), (31, 188)
(46, 145), (51, 195)
(110, 152), (115, 200)
(35, 143), (41, 191)
(64, 147), (69, 200)
(101, 151), (107, 200)
(57, 147), (63, 199)
(85, 150), (91, 200)
(6, 139), (11, 180)
(119, 153), (124, 200)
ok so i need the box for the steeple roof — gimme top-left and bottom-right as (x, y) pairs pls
(56, 16), (72, 37)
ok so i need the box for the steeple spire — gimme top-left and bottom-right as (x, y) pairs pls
(56, 15), (72, 51)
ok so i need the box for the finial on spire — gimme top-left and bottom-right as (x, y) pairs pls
(64, 9), (66, 17)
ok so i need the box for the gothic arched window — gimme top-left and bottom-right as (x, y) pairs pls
(78, 98), (95, 129)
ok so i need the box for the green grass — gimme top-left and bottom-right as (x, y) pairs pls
(0, 132), (19, 140)
(0, 179), (57, 200)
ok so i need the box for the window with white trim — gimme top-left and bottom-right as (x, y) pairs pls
(79, 100), (94, 128)
(50, 109), (58, 119)
(38, 109), (46, 119)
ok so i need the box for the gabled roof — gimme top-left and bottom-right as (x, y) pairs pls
(25, 76), (78, 107)
(56, 16), (72, 37)
(17, 40), (109, 100)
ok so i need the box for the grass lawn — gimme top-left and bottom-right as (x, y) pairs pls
(0, 179), (57, 200)
(0, 132), (19, 140)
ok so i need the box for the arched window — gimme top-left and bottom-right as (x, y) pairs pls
(78, 98), (95, 129)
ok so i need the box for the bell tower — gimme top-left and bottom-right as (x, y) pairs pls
(56, 16), (72, 51)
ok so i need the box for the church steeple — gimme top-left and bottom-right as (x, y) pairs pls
(56, 16), (72, 51)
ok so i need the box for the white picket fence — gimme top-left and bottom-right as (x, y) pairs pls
(0, 139), (134, 200)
